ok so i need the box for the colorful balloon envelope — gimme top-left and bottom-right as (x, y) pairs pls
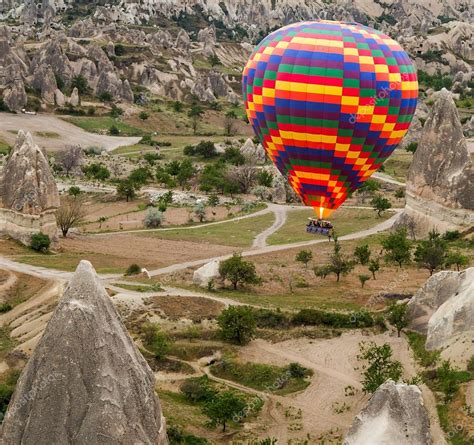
(243, 20), (418, 219)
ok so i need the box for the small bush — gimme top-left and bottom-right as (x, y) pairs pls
(253, 308), (290, 329)
(140, 322), (171, 360)
(144, 208), (163, 228)
(0, 303), (13, 313)
(180, 376), (216, 403)
(109, 125), (120, 135)
(292, 308), (374, 328)
(30, 233), (51, 253)
(287, 362), (309, 379)
(442, 230), (460, 241)
(125, 263), (141, 276)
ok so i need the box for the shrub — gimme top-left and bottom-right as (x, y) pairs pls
(180, 376), (216, 403)
(217, 305), (256, 345)
(253, 308), (290, 329)
(140, 322), (171, 359)
(139, 111), (150, 120)
(292, 308), (374, 328)
(109, 125), (120, 135)
(358, 274), (370, 288)
(144, 207), (163, 228)
(125, 263), (141, 275)
(442, 230), (460, 241)
(0, 303), (13, 313)
(287, 362), (309, 379)
(98, 91), (113, 102)
(30, 233), (51, 253)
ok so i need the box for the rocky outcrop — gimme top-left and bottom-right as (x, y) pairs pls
(193, 260), (220, 288)
(0, 131), (59, 245)
(31, 64), (57, 104)
(408, 268), (474, 365)
(240, 138), (266, 164)
(96, 70), (134, 103)
(396, 89), (473, 236)
(69, 86), (79, 106)
(0, 260), (168, 444)
(2, 76), (27, 112)
(2, 130), (59, 214)
(344, 380), (431, 445)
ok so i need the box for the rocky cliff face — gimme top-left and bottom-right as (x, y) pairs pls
(344, 380), (431, 445)
(396, 89), (473, 236)
(1, 130), (59, 214)
(0, 260), (168, 445)
(408, 268), (474, 366)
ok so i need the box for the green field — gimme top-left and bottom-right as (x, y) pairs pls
(382, 149), (413, 182)
(63, 116), (144, 136)
(267, 207), (391, 245)
(146, 212), (275, 248)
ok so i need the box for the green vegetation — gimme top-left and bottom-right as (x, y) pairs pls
(147, 212), (275, 248)
(217, 305), (256, 345)
(141, 322), (172, 360)
(406, 332), (440, 367)
(125, 263), (142, 276)
(381, 228), (412, 268)
(30, 233), (51, 253)
(210, 359), (312, 394)
(414, 230), (448, 275)
(64, 116), (143, 136)
(357, 342), (403, 393)
(386, 302), (409, 337)
(202, 390), (246, 432)
(0, 369), (20, 418)
(219, 254), (261, 290)
(295, 249), (313, 269)
(292, 308), (374, 328)
(371, 194), (392, 217)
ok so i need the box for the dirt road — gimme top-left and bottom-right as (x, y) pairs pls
(0, 113), (141, 152)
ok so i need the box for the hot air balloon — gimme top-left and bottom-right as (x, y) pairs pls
(243, 21), (418, 220)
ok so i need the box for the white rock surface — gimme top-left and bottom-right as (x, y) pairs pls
(344, 380), (431, 445)
(193, 260), (220, 287)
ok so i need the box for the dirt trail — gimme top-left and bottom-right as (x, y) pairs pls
(252, 204), (287, 248)
(0, 113), (140, 152)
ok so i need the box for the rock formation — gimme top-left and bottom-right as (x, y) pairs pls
(396, 89), (473, 236)
(344, 380), (431, 445)
(0, 260), (168, 445)
(193, 260), (220, 287)
(240, 138), (266, 164)
(408, 268), (474, 365)
(0, 131), (59, 244)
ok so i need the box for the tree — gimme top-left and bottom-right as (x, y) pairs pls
(258, 170), (273, 187)
(208, 54), (221, 67)
(140, 322), (171, 360)
(414, 230), (448, 275)
(139, 111), (149, 120)
(368, 258), (380, 279)
(225, 165), (257, 194)
(144, 208), (163, 228)
(358, 274), (370, 288)
(219, 253), (261, 290)
(194, 202), (206, 223)
(437, 360), (461, 402)
(217, 305), (256, 345)
(58, 145), (84, 176)
(328, 238), (354, 282)
(207, 194), (220, 206)
(172, 100), (183, 112)
(357, 342), (403, 393)
(194, 140), (217, 158)
(223, 146), (245, 166)
(371, 194), (392, 217)
(110, 125), (120, 135)
(129, 167), (151, 186)
(116, 179), (139, 202)
(386, 302), (409, 337)
(296, 250), (313, 269)
(71, 75), (89, 95)
(313, 264), (331, 279)
(143, 152), (161, 166)
(405, 142), (418, 153)
(180, 376), (216, 403)
(203, 391), (246, 432)
(68, 186), (81, 197)
(82, 163), (111, 181)
(188, 105), (204, 135)
(357, 179), (380, 203)
(177, 159), (196, 188)
(381, 228), (412, 268)
(55, 197), (86, 237)
(30, 233), (50, 253)
(354, 244), (371, 265)
(224, 110), (238, 136)
(444, 251), (469, 271)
